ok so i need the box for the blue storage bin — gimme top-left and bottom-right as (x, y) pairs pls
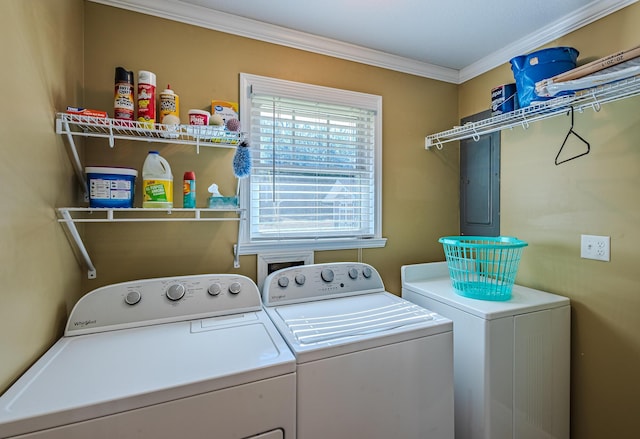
(510, 47), (579, 107)
(86, 166), (137, 208)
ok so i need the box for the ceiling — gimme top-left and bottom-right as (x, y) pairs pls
(92, 0), (636, 83)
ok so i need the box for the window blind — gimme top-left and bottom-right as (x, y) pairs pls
(248, 92), (377, 241)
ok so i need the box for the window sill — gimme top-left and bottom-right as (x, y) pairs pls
(236, 237), (387, 255)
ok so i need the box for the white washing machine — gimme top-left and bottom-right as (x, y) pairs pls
(262, 262), (454, 439)
(0, 274), (296, 439)
(401, 262), (570, 439)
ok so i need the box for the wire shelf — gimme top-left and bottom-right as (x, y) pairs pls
(425, 75), (640, 149)
(57, 207), (246, 278)
(56, 112), (243, 148)
(57, 207), (244, 223)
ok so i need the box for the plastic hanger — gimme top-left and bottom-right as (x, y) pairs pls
(555, 106), (590, 165)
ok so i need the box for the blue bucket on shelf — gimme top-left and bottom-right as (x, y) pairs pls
(86, 166), (137, 208)
(510, 47), (579, 108)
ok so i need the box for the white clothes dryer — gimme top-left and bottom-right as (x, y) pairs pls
(401, 262), (570, 439)
(262, 262), (454, 439)
(0, 274), (296, 439)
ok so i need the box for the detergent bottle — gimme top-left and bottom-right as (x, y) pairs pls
(142, 151), (173, 208)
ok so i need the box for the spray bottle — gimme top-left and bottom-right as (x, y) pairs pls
(114, 67), (134, 121)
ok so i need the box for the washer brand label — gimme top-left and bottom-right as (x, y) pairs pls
(73, 319), (97, 327)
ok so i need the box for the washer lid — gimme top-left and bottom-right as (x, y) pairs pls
(0, 311), (295, 438)
(265, 292), (451, 363)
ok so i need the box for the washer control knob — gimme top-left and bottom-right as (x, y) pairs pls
(348, 268), (359, 280)
(166, 284), (186, 301)
(208, 283), (222, 296)
(295, 274), (306, 285)
(229, 282), (242, 295)
(362, 266), (373, 279)
(125, 290), (141, 306)
(321, 269), (334, 282)
(278, 277), (290, 288)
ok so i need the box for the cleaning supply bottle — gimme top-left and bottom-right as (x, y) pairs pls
(114, 67), (134, 121)
(137, 70), (156, 128)
(142, 151), (173, 208)
(159, 84), (180, 124)
(183, 171), (196, 208)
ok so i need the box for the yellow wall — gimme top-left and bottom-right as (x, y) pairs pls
(0, 0), (83, 391)
(3, 2), (638, 438)
(79, 3), (460, 293)
(459, 4), (640, 438)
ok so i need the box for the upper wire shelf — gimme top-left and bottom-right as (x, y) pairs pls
(55, 112), (243, 150)
(425, 75), (640, 149)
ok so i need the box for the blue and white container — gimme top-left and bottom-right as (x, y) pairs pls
(86, 166), (137, 208)
(491, 83), (518, 116)
(510, 47), (579, 107)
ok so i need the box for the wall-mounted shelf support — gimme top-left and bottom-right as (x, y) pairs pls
(425, 75), (640, 149)
(55, 112), (248, 277)
(57, 207), (246, 278)
(59, 208), (97, 279)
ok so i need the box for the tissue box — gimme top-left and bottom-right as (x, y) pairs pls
(208, 196), (238, 208)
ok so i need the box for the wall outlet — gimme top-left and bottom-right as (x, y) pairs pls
(581, 234), (610, 261)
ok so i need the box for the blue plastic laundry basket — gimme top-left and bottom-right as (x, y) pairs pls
(439, 236), (528, 301)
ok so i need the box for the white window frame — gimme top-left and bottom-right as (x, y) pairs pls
(237, 73), (386, 255)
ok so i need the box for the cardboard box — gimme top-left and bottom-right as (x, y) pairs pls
(211, 100), (238, 124)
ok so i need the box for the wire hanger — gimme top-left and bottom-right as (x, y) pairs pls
(555, 106), (590, 165)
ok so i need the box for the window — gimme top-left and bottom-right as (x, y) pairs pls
(237, 73), (386, 254)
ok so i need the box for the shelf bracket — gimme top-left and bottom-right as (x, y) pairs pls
(60, 119), (90, 202)
(58, 208), (97, 279)
(233, 179), (244, 268)
(233, 244), (240, 269)
(425, 136), (444, 150)
(472, 126), (480, 142)
(591, 90), (602, 112)
(108, 121), (115, 147)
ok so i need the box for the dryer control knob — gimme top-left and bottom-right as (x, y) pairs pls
(295, 274), (306, 285)
(166, 284), (186, 301)
(125, 290), (141, 305)
(208, 283), (222, 296)
(321, 269), (334, 282)
(229, 282), (242, 295)
(348, 268), (358, 280)
(362, 267), (373, 278)
(278, 277), (290, 288)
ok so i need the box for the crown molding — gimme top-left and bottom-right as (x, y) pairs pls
(459, 0), (638, 83)
(89, 0), (460, 82)
(90, 0), (637, 84)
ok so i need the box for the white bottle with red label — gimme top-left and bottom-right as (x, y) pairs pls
(137, 70), (156, 128)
